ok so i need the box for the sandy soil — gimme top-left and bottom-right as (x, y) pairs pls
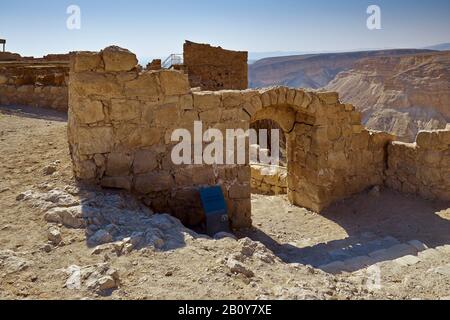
(1, 106), (449, 300)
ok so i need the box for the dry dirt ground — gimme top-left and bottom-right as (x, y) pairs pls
(1, 106), (450, 300)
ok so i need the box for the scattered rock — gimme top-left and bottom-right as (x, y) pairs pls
(369, 186), (381, 197)
(47, 226), (62, 245)
(43, 165), (57, 175)
(433, 264), (450, 276)
(394, 255), (421, 267)
(88, 230), (113, 246)
(0, 250), (32, 275)
(44, 206), (85, 228)
(64, 263), (120, 294)
(42, 244), (53, 253)
(226, 259), (254, 278)
(214, 232), (237, 241)
(0, 187), (10, 194)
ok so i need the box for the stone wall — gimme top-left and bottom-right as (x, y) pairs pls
(0, 62), (69, 110)
(146, 59), (162, 71)
(386, 130), (450, 201)
(251, 164), (287, 195)
(68, 46), (251, 229)
(0, 52), (22, 61)
(68, 46), (397, 229)
(183, 41), (248, 91)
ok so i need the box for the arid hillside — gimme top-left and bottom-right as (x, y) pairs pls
(248, 49), (431, 89)
(325, 51), (450, 141)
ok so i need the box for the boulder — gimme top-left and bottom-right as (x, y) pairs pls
(101, 46), (137, 72)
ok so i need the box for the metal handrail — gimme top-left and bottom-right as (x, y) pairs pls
(162, 53), (183, 69)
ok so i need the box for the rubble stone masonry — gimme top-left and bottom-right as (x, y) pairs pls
(0, 61), (69, 110)
(386, 130), (450, 201)
(183, 41), (248, 91)
(68, 46), (400, 229)
(251, 164), (287, 195)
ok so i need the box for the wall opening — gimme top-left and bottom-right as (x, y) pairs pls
(250, 118), (288, 195)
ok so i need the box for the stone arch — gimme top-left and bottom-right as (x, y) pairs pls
(235, 86), (352, 213)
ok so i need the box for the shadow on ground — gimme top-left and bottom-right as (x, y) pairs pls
(242, 189), (450, 273)
(0, 105), (67, 122)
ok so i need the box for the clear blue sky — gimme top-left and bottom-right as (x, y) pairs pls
(1, 0), (449, 60)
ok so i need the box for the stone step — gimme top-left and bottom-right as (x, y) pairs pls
(327, 236), (401, 261)
(319, 239), (429, 274)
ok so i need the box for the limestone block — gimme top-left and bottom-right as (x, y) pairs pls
(77, 127), (113, 155)
(327, 151), (347, 170)
(75, 159), (97, 180)
(319, 261), (345, 274)
(71, 72), (123, 98)
(139, 128), (162, 148)
(154, 104), (179, 125)
(237, 166), (251, 182)
(230, 199), (252, 228)
(71, 99), (104, 124)
(290, 90), (303, 107)
(158, 70), (190, 96)
(327, 125), (341, 141)
(192, 166), (215, 185)
(200, 109), (221, 122)
(134, 172), (174, 193)
(193, 92), (221, 111)
(250, 95), (263, 112)
(350, 111), (362, 125)
(352, 125), (363, 134)
(418, 248), (441, 260)
(369, 244), (417, 262)
(277, 87), (287, 105)
(394, 255), (421, 267)
(344, 104), (354, 111)
(438, 130), (450, 145)
(342, 256), (374, 272)
(261, 91), (271, 107)
(318, 92), (339, 105)
(106, 152), (132, 177)
(351, 130), (370, 150)
(71, 51), (102, 72)
(229, 183), (251, 199)
(133, 150), (158, 174)
(102, 46), (138, 72)
(286, 89), (296, 105)
(110, 99), (140, 121)
(302, 92), (313, 110)
(0, 75), (8, 85)
(179, 94), (194, 110)
(416, 131), (442, 149)
(222, 91), (244, 108)
(124, 72), (161, 98)
(101, 176), (132, 190)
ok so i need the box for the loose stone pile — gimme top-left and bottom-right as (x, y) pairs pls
(16, 186), (204, 253)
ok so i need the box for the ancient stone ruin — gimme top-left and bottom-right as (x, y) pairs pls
(0, 52), (69, 110)
(182, 41), (248, 91)
(65, 45), (450, 231)
(4, 43), (446, 231)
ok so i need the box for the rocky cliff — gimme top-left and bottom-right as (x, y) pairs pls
(325, 51), (450, 141)
(248, 49), (431, 89)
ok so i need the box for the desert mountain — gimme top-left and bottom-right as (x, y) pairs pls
(248, 49), (431, 89)
(249, 49), (450, 142)
(325, 51), (450, 141)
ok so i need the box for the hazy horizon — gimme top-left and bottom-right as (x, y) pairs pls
(1, 0), (449, 61)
